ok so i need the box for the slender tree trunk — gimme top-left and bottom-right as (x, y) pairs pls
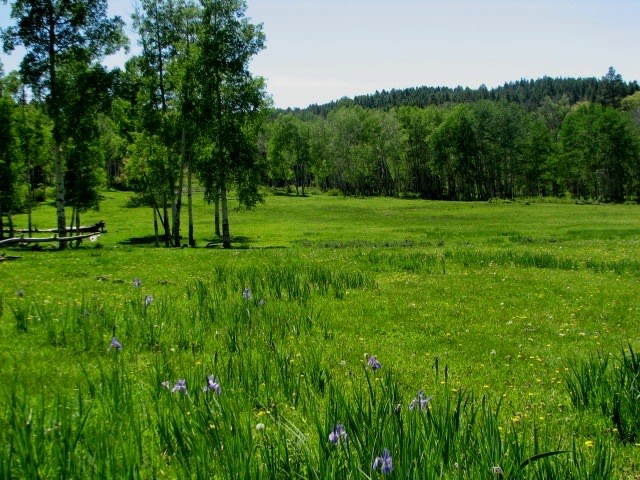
(162, 193), (171, 247)
(168, 170), (177, 246)
(221, 183), (231, 248)
(154, 0), (175, 247)
(70, 206), (76, 247)
(23, 91), (33, 237)
(48, 11), (66, 250)
(7, 214), (13, 238)
(152, 206), (160, 247)
(214, 190), (221, 237)
(187, 159), (195, 247)
(0, 214), (4, 240)
(301, 163), (306, 196)
(27, 181), (33, 236)
(54, 144), (66, 249)
(182, 27), (196, 248)
(212, 61), (225, 243)
(150, 188), (164, 248)
(173, 131), (185, 247)
(75, 208), (81, 248)
(150, 191), (162, 247)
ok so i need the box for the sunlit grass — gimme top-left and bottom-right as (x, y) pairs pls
(1, 191), (639, 477)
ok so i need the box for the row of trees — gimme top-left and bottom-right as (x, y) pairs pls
(1, 0), (126, 247)
(315, 69), (638, 113)
(1, 0), (267, 248)
(266, 91), (640, 202)
(1, 2), (639, 249)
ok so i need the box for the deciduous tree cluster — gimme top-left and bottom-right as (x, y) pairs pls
(1, 0), (638, 251)
(1, 0), (267, 248)
(266, 73), (640, 202)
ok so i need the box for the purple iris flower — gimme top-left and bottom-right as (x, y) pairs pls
(372, 448), (393, 474)
(144, 294), (154, 307)
(110, 336), (122, 350)
(172, 378), (188, 394)
(328, 423), (348, 445)
(367, 355), (382, 370)
(203, 375), (221, 394)
(133, 278), (142, 289)
(409, 390), (432, 411)
(242, 287), (252, 300)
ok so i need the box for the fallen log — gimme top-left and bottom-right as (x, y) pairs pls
(3, 220), (106, 235)
(0, 232), (102, 247)
(0, 254), (21, 262)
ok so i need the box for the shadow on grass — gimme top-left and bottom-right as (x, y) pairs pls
(270, 188), (309, 198)
(204, 236), (287, 250)
(119, 235), (160, 246)
(119, 234), (285, 250)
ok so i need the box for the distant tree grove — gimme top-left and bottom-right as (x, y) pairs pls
(1, 1), (639, 248)
(267, 69), (640, 202)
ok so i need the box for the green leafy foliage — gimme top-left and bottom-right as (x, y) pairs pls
(267, 96), (640, 202)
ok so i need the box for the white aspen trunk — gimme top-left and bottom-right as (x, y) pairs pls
(54, 144), (66, 250)
(221, 183), (231, 248)
(187, 160), (195, 247)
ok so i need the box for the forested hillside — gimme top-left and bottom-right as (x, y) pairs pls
(267, 68), (640, 201)
(299, 72), (639, 114)
(1, 0), (639, 250)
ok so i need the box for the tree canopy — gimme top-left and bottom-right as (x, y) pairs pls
(2, 0), (126, 248)
(1, 0), (639, 251)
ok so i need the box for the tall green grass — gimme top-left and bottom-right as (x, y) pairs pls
(1, 192), (639, 477)
(566, 345), (640, 444)
(0, 260), (620, 478)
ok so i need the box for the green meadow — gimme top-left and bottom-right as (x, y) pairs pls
(1, 191), (639, 478)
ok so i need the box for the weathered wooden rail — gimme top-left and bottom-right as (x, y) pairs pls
(0, 221), (105, 248)
(0, 232), (102, 247)
(2, 220), (105, 235)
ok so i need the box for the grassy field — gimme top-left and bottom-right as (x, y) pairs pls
(1, 190), (639, 478)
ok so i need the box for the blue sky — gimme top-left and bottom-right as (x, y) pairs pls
(2, 0), (639, 109)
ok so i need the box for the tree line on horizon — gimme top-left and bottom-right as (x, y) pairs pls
(297, 72), (639, 115)
(267, 68), (640, 201)
(1, 1), (639, 249)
